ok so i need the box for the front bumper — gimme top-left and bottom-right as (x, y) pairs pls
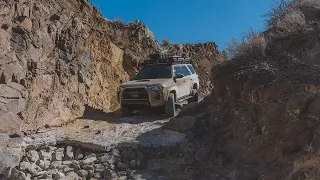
(118, 86), (167, 107)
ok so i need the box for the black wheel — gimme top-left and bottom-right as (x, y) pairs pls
(121, 106), (133, 117)
(165, 93), (175, 117)
(188, 89), (199, 103)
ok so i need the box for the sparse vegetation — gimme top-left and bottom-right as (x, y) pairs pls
(91, 1), (101, 11)
(225, 0), (318, 59)
(135, 19), (142, 24)
(263, 0), (292, 28)
(113, 18), (123, 24)
(225, 28), (267, 59)
(162, 39), (170, 46)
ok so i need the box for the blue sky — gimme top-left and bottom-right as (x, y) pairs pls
(90, 0), (279, 51)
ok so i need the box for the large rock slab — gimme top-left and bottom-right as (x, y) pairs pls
(0, 111), (22, 134)
(0, 134), (22, 176)
(163, 116), (196, 133)
(0, 84), (21, 99)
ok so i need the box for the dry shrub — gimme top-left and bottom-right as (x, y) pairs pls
(263, 0), (320, 38)
(292, 0), (320, 11)
(291, 0), (320, 21)
(264, 0), (292, 28)
(113, 18), (123, 24)
(162, 39), (170, 46)
(272, 7), (306, 37)
(225, 28), (267, 59)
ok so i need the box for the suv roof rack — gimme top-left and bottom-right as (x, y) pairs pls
(142, 54), (191, 66)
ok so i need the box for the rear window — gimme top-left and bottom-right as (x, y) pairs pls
(187, 65), (196, 74)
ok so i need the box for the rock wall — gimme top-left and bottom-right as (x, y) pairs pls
(0, 0), (224, 132)
(164, 0), (320, 178)
(165, 60), (320, 179)
(166, 43), (225, 95)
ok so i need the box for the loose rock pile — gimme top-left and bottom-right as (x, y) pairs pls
(2, 145), (169, 180)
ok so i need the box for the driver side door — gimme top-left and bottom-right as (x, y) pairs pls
(174, 65), (188, 98)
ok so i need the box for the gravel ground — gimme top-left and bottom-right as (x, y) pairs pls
(21, 99), (208, 150)
(22, 112), (186, 151)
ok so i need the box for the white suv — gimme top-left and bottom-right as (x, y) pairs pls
(117, 54), (200, 117)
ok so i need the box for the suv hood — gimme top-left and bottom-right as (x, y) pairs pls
(120, 79), (173, 88)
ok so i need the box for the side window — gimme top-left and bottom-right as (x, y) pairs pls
(174, 66), (182, 75)
(187, 65), (196, 74)
(181, 66), (190, 76)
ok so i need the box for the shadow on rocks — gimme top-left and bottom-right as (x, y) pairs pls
(80, 105), (171, 125)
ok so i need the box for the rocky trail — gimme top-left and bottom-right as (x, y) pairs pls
(0, 107), (196, 180)
(23, 111), (185, 150)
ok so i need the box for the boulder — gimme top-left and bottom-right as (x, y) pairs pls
(53, 148), (64, 161)
(0, 134), (22, 176)
(18, 161), (31, 171)
(50, 161), (62, 169)
(20, 17), (32, 31)
(74, 148), (84, 160)
(194, 148), (211, 162)
(69, 161), (81, 171)
(103, 169), (117, 180)
(307, 98), (320, 118)
(130, 160), (137, 169)
(62, 166), (75, 174)
(64, 171), (79, 180)
(4, 99), (26, 115)
(0, 29), (11, 55)
(0, 111), (22, 134)
(98, 154), (110, 163)
(94, 164), (104, 172)
(116, 162), (130, 171)
(53, 172), (66, 180)
(260, 103), (285, 125)
(62, 161), (73, 165)
(26, 150), (39, 162)
(64, 146), (74, 160)
(8, 168), (26, 180)
(163, 116), (196, 133)
(81, 156), (97, 165)
(0, 85), (21, 99)
(286, 92), (316, 115)
(25, 163), (42, 175)
(35, 159), (45, 169)
(262, 80), (293, 102)
(39, 149), (52, 161)
(76, 169), (88, 179)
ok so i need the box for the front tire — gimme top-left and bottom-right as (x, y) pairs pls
(121, 106), (133, 117)
(188, 89), (199, 103)
(165, 93), (175, 117)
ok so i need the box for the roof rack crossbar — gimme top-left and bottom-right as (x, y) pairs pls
(142, 55), (191, 66)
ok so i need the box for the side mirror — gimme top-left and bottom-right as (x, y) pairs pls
(173, 74), (184, 83)
(175, 74), (184, 79)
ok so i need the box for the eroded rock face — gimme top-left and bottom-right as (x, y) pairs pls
(0, 0), (92, 130)
(0, 0), (224, 131)
(166, 43), (225, 95)
(165, 58), (320, 178)
(0, 134), (22, 176)
(0, 83), (27, 133)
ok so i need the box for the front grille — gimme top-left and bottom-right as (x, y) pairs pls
(122, 100), (149, 105)
(122, 88), (149, 100)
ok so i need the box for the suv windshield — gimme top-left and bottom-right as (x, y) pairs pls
(134, 65), (172, 80)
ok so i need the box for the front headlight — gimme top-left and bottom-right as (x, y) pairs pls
(147, 84), (164, 91)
